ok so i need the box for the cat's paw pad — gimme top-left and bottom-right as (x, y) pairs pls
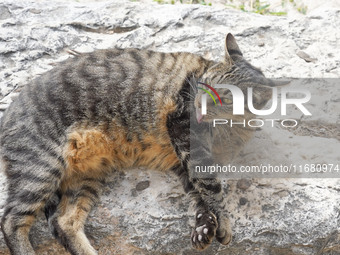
(191, 211), (217, 250)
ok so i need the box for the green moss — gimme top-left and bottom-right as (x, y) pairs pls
(153, 0), (165, 4)
(269, 11), (287, 16)
(297, 6), (307, 14)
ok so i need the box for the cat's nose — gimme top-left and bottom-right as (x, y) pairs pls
(196, 107), (203, 123)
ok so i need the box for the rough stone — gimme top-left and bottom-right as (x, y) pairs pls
(236, 179), (252, 191)
(136, 180), (150, 191)
(0, 1), (339, 255)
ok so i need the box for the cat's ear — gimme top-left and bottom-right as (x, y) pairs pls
(225, 33), (243, 62)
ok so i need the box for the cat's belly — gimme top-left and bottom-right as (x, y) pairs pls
(62, 123), (180, 177)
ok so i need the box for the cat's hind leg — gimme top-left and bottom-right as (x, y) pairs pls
(2, 200), (42, 255)
(1, 162), (63, 255)
(48, 176), (104, 255)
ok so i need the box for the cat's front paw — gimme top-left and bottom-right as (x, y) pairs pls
(191, 211), (217, 250)
(216, 216), (232, 245)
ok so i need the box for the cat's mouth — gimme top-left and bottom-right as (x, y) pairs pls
(196, 108), (203, 123)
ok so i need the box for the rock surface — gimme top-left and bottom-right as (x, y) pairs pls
(0, 0), (339, 254)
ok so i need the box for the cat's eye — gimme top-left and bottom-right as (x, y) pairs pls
(224, 98), (233, 104)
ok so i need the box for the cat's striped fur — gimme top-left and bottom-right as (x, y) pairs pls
(1, 34), (276, 254)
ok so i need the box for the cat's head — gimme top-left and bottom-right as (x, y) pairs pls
(195, 33), (281, 123)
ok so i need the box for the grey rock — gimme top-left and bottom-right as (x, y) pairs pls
(236, 179), (252, 190)
(0, 6), (11, 20)
(136, 180), (150, 191)
(0, 1), (339, 255)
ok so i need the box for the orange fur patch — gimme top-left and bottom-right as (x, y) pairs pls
(63, 129), (114, 176)
(62, 99), (180, 178)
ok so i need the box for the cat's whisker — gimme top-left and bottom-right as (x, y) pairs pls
(183, 93), (196, 102)
(187, 76), (198, 93)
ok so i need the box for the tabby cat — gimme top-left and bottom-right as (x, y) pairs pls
(0, 33), (276, 255)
